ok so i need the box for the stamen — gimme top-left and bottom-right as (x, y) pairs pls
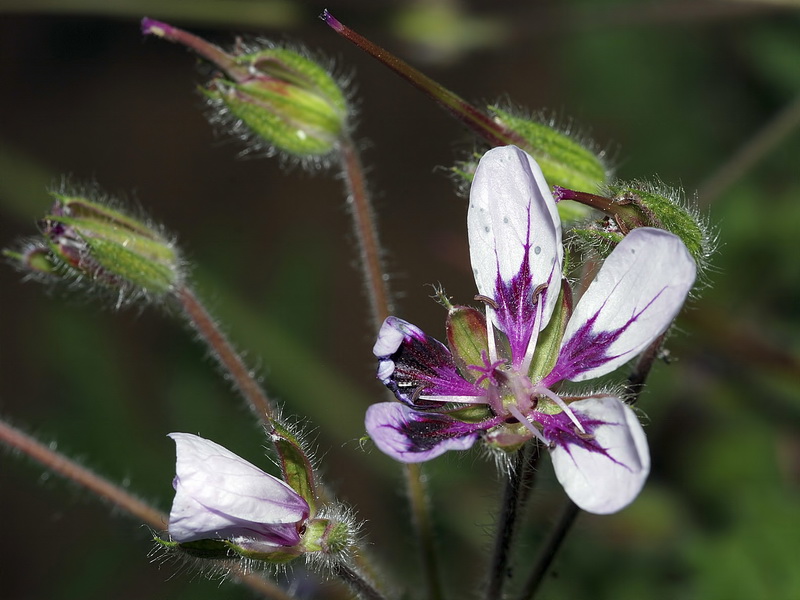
(507, 404), (549, 446)
(418, 394), (490, 405)
(485, 305), (498, 363)
(535, 386), (585, 434)
(519, 283), (548, 373)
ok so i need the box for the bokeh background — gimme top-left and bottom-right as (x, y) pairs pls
(1, 1), (799, 599)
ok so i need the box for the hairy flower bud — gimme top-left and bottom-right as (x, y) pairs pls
(563, 181), (713, 275)
(142, 18), (349, 162)
(488, 106), (609, 194)
(453, 108), (609, 222)
(6, 188), (183, 307)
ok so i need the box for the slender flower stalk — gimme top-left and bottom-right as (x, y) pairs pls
(320, 10), (526, 148)
(0, 418), (294, 600)
(336, 563), (390, 600)
(516, 500), (580, 600)
(485, 449), (526, 600)
(339, 135), (393, 329)
(178, 285), (274, 424)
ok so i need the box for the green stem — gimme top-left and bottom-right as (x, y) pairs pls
(177, 285), (274, 425)
(338, 135), (393, 329)
(516, 500), (580, 600)
(698, 91), (800, 205)
(0, 416), (293, 600)
(335, 561), (390, 600)
(485, 448), (526, 600)
(337, 133), (441, 599)
(405, 462), (445, 600)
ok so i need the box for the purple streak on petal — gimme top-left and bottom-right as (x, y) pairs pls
(536, 407), (621, 466)
(493, 256), (558, 367)
(547, 396), (650, 514)
(373, 317), (484, 407)
(543, 285), (667, 386)
(548, 228), (696, 384)
(365, 403), (498, 463)
(467, 147), (562, 366)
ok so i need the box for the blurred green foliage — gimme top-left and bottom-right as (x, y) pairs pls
(1, 2), (799, 599)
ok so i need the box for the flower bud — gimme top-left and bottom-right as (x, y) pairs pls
(269, 419), (319, 518)
(488, 106), (609, 194)
(565, 181), (713, 273)
(6, 189), (183, 307)
(166, 433), (310, 563)
(142, 18), (348, 161)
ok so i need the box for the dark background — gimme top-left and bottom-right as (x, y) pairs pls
(1, 1), (799, 599)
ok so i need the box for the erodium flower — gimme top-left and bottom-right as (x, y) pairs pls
(168, 433), (309, 555)
(366, 145), (696, 514)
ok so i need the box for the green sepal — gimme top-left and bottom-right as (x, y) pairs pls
(155, 537), (232, 560)
(528, 279), (572, 382)
(244, 49), (347, 117)
(488, 106), (608, 194)
(228, 540), (303, 563)
(206, 48), (348, 157)
(207, 78), (342, 156)
(269, 419), (318, 518)
(52, 195), (161, 239)
(156, 535), (304, 564)
(484, 422), (532, 452)
(3, 246), (59, 276)
(605, 183), (708, 266)
(448, 404), (493, 424)
(300, 518), (350, 555)
(43, 210), (179, 296)
(446, 305), (488, 383)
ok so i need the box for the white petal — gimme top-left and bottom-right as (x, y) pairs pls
(168, 433), (307, 542)
(467, 146), (562, 330)
(550, 396), (650, 514)
(554, 228), (696, 382)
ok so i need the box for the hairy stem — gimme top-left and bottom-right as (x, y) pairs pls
(404, 462), (445, 600)
(177, 285), (273, 425)
(698, 91), (800, 205)
(485, 448), (526, 600)
(335, 561), (390, 600)
(0, 417), (293, 600)
(337, 135), (441, 598)
(338, 135), (393, 329)
(516, 500), (580, 600)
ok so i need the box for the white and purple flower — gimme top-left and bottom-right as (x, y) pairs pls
(365, 146), (696, 514)
(168, 433), (309, 552)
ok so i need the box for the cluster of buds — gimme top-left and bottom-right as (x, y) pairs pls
(5, 189), (183, 308)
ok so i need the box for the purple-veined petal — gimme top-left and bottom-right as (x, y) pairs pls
(547, 396), (650, 514)
(546, 228), (696, 384)
(467, 146), (562, 366)
(168, 433), (308, 544)
(373, 317), (484, 406)
(365, 402), (491, 463)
